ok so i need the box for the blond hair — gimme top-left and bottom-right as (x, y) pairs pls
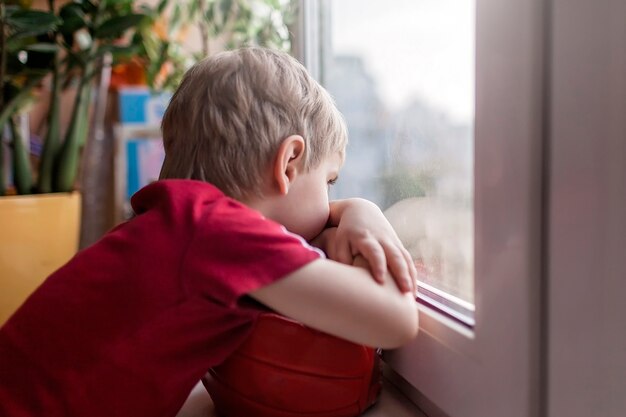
(159, 47), (347, 200)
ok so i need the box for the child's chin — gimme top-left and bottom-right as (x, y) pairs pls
(287, 225), (321, 242)
(301, 222), (328, 242)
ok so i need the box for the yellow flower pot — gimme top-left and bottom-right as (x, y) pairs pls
(0, 192), (81, 325)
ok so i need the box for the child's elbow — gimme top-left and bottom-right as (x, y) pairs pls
(379, 295), (419, 349)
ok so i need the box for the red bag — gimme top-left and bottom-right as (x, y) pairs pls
(202, 312), (381, 417)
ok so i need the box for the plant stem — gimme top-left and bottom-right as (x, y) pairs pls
(36, 0), (59, 194)
(54, 0), (106, 192)
(0, 2), (6, 195)
(1, 1), (7, 113)
(54, 62), (92, 192)
(0, 122), (4, 196)
(38, 56), (60, 193)
(9, 116), (33, 195)
(0, 76), (45, 128)
(198, 0), (210, 57)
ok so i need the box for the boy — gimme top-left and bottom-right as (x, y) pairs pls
(0, 47), (418, 417)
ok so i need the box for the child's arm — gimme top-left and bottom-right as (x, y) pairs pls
(248, 257), (418, 349)
(323, 198), (418, 294)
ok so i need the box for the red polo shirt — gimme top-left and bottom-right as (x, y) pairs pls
(0, 180), (322, 416)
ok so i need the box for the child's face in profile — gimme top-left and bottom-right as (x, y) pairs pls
(275, 151), (344, 241)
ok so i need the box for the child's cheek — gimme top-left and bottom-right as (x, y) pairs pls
(299, 204), (330, 241)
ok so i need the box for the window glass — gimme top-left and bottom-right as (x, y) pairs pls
(321, 0), (475, 303)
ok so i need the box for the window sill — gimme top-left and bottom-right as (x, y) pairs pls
(363, 376), (428, 417)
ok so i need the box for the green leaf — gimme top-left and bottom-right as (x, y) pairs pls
(6, 10), (61, 32)
(59, 3), (87, 35)
(25, 43), (59, 53)
(146, 42), (169, 82)
(106, 2), (134, 17)
(94, 14), (147, 39)
(157, 0), (169, 14)
(220, 0), (233, 19)
(187, 0), (199, 20)
(266, 0), (281, 9)
(5, 34), (36, 53)
(79, 0), (98, 15)
(205, 3), (214, 23)
(3, 5), (20, 16)
(7, 27), (54, 44)
(170, 4), (182, 32)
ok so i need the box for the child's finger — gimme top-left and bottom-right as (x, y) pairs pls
(354, 239), (387, 283)
(334, 239), (354, 266)
(384, 244), (412, 293)
(401, 248), (418, 296)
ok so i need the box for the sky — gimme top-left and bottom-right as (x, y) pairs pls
(329, 0), (475, 124)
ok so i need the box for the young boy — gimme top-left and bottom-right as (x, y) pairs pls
(0, 47), (418, 417)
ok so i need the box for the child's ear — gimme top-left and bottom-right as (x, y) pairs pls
(273, 135), (305, 195)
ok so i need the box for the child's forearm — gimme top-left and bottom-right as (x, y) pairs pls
(327, 198), (379, 227)
(249, 259), (419, 349)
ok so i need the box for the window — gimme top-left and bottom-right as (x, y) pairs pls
(318, 0), (476, 319)
(298, 0), (545, 416)
(300, 2), (625, 416)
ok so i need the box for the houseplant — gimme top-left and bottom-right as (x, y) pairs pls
(0, 0), (149, 324)
(0, 0), (297, 324)
(123, 0), (297, 92)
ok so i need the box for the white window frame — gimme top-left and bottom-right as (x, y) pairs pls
(298, 0), (547, 416)
(546, 1), (626, 416)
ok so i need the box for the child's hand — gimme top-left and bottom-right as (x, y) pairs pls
(309, 227), (339, 255)
(327, 199), (417, 295)
(309, 227), (415, 294)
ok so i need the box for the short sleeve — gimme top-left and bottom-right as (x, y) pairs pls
(181, 197), (324, 307)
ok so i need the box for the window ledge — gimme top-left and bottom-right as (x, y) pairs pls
(363, 377), (428, 417)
